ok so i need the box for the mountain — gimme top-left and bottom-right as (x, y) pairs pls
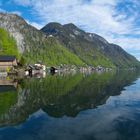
(41, 22), (140, 68)
(0, 13), (84, 66)
(0, 12), (139, 68)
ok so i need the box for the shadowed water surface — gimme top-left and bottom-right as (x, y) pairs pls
(0, 70), (139, 140)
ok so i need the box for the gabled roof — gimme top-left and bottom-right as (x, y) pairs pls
(0, 56), (16, 62)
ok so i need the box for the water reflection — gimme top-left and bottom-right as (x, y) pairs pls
(0, 71), (140, 140)
(0, 70), (139, 128)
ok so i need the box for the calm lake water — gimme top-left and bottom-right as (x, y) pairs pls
(0, 70), (140, 140)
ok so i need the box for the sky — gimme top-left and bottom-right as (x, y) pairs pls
(0, 0), (140, 60)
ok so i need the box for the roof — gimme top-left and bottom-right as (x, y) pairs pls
(0, 56), (16, 62)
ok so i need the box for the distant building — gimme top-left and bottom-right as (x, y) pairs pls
(0, 56), (17, 68)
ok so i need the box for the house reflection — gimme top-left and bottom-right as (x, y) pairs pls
(0, 76), (18, 89)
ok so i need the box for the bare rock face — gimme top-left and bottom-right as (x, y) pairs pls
(0, 13), (46, 53)
(0, 13), (25, 53)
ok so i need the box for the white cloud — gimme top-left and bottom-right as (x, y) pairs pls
(10, 11), (22, 16)
(0, 9), (22, 16)
(12, 0), (140, 35)
(26, 20), (43, 29)
(107, 36), (140, 60)
(26, 0), (140, 35)
(12, 0), (140, 60)
(109, 37), (140, 50)
(0, 8), (6, 12)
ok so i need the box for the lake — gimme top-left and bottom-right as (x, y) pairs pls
(0, 70), (140, 140)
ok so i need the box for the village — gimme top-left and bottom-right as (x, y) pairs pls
(0, 55), (112, 78)
(0, 55), (59, 76)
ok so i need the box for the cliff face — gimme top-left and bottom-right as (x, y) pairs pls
(0, 12), (46, 53)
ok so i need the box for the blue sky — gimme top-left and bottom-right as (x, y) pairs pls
(0, 0), (140, 60)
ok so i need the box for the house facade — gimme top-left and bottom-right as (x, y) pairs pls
(0, 56), (17, 68)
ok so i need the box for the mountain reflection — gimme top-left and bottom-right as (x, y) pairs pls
(0, 70), (139, 126)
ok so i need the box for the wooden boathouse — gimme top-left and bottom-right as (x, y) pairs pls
(0, 56), (17, 68)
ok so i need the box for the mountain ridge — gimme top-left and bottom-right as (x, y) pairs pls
(41, 22), (140, 68)
(0, 12), (139, 68)
(0, 12), (85, 66)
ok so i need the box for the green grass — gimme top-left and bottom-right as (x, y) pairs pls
(0, 28), (20, 59)
(0, 91), (17, 115)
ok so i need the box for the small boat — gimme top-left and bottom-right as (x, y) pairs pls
(50, 67), (58, 74)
